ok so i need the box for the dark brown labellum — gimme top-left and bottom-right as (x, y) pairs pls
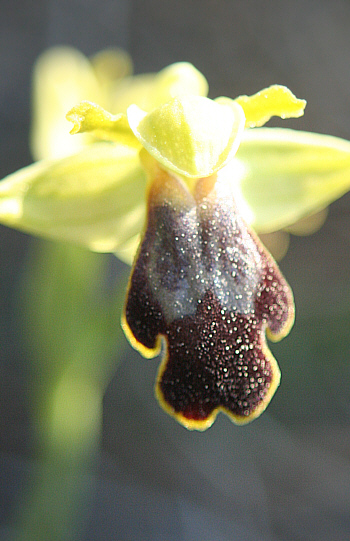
(122, 167), (294, 430)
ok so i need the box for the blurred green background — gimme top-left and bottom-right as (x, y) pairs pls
(1, 1), (350, 540)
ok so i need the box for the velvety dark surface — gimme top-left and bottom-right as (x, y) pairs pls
(1, 1), (350, 540)
(125, 173), (293, 425)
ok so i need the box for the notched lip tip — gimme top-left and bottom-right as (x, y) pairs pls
(155, 378), (276, 431)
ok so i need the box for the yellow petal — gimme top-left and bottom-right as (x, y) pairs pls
(235, 85), (306, 128)
(110, 62), (208, 114)
(66, 101), (140, 147)
(90, 48), (133, 86)
(90, 48), (133, 111)
(150, 61), (209, 107)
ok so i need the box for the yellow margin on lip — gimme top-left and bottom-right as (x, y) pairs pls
(122, 295), (282, 431)
(154, 328), (282, 431)
(120, 310), (162, 359)
(266, 300), (295, 343)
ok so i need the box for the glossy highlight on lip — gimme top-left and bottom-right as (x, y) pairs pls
(122, 166), (294, 430)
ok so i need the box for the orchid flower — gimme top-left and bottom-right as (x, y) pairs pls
(2, 47), (350, 430)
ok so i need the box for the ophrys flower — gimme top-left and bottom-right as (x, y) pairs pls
(1, 50), (350, 428)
